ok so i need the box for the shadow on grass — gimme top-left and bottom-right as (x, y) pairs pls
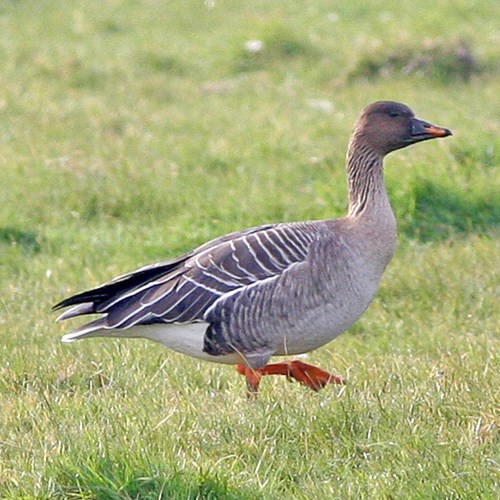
(48, 459), (259, 500)
(402, 180), (499, 241)
(0, 227), (41, 253)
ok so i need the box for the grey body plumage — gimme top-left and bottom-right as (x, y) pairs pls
(54, 101), (451, 373)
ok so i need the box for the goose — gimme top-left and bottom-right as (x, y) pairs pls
(53, 101), (451, 395)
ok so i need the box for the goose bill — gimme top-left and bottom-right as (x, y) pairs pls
(411, 117), (452, 140)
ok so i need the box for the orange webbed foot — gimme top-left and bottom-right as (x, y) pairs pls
(236, 359), (344, 396)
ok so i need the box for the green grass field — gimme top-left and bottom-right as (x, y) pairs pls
(1, 0), (499, 498)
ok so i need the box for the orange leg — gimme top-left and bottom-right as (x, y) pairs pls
(236, 360), (344, 395)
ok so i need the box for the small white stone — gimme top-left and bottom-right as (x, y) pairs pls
(244, 40), (264, 53)
(307, 99), (334, 113)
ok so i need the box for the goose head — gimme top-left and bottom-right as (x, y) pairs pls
(352, 101), (452, 156)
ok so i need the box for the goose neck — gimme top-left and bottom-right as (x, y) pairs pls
(346, 138), (388, 218)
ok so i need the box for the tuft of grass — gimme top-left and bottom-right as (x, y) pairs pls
(347, 39), (484, 83)
(49, 459), (253, 500)
(0, 227), (41, 254)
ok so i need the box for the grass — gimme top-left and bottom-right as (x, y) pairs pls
(0, 0), (499, 498)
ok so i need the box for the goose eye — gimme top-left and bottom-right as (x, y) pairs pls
(388, 111), (400, 118)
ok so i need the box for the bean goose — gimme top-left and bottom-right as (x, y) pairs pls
(53, 101), (451, 394)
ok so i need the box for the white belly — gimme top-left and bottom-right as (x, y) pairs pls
(127, 323), (243, 365)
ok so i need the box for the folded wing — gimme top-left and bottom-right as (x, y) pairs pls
(54, 223), (317, 341)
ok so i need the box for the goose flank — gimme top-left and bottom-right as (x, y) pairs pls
(53, 101), (452, 394)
